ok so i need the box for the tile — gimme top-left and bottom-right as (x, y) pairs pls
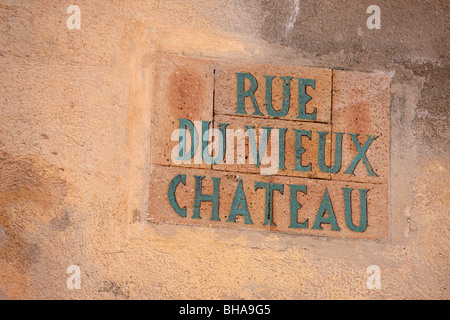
(150, 54), (214, 169)
(271, 176), (389, 239)
(147, 59), (390, 239)
(148, 165), (270, 231)
(331, 70), (390, 184)
(214, 61), (332, 123)
(212, 115), (331, 179)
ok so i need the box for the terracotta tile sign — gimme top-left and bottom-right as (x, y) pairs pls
(148, 56), (390, 239)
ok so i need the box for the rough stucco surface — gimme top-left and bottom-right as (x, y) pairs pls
(0, 0), (448, 299)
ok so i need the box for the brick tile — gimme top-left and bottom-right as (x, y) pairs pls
(150, 54), (214, 169)
(271, 176), (389, 239)
(147, 59), (390, 239)
(212, 115), (331, 179)
(148, 165), (270, 231)
(331, 70), (390, 184)
(214, 61), (332, 123)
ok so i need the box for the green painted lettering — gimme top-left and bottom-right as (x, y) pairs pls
(296, 78), (317, 120)
(344, 134), (378, 176)
(277, 127), (287, 170)
(312, 188), (341, 231)
(294, 129), (312, 172)
(168, 174), (187, 217)
(343, 187), (369, 232)
(289, 184), (309, 229)
(236, 73), (263, 116)
(245, 125), (272, 168)
(177, 118), (198, 161)
(254, 181), (284, 226)
(193, 175), (221, 221)
(317, 131), (343, 174)
(265, 75), (293, 118)
(227, 179), (253, 224)
(202, 121), (228, 165)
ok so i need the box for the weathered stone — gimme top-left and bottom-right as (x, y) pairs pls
(331, 70), (390, 184)
(214, 61), (332, 123)
(150, 54), (214, 169)
(148, 165), (269, 231)
(213, 115), (331, 179)
(270, 176), (389, 239)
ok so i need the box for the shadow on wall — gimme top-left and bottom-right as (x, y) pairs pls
(0, 151), (68, 299)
